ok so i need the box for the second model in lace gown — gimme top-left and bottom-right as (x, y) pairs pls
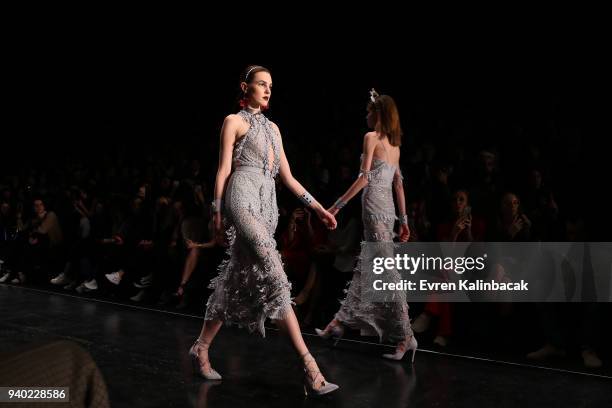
(334, 153), (413, 342)
(204, 109), (292, 337)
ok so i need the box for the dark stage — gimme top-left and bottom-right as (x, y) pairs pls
(1, 285), (610, 407)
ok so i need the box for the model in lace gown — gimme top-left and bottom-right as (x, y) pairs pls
(188, 65), (339, 396)
(317, 90), (417, 362)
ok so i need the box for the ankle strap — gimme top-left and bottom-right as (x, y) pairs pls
(301, 352), (325, 386)
(301, 351), (316, 369)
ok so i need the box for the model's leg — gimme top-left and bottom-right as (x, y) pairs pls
(190, 319), (223, 379)
(274, 308), (338, 393)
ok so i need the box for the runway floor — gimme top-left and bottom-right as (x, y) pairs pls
(1, 285), (611, 407)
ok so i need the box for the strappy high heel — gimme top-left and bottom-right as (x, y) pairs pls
(301, 352), (339, 396)
(382, 335), (418, 363)
(188, 339), (222, 380)
(314, 320), (345, 346)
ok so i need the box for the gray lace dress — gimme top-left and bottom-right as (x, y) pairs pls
(335, 153), (413, 342)
(204, 110), (292, 337)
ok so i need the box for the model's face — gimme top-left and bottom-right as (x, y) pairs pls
(242, 71), (272, 109)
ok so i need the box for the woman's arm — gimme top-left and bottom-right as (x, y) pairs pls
(211, 115), (240, 239)
(213, 115), (240, 206)
(328, 132), (378, 214)
(393, 166), (407, 219)
(393, 160), (410, 242)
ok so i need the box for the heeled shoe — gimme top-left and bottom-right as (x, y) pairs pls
(188, 339), (222, 380)
(314, 321), (345, 346)
(301, 352), (339, 396)
(382, 335), (418, 363)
